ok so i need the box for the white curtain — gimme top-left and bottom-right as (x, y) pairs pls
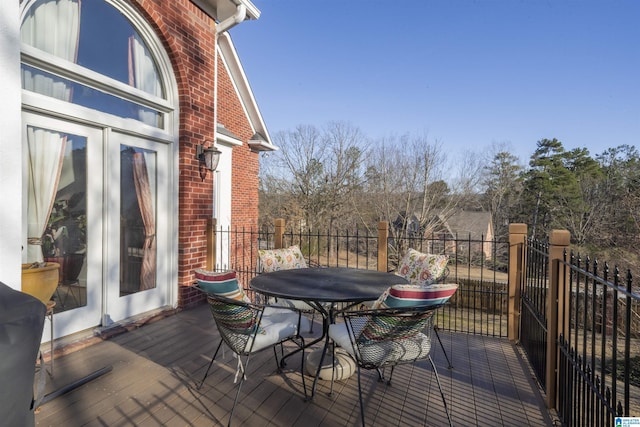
(21, 0), (81, 101)
(128, 34), (162, 125)
(21, 0), (81, 262)
(26, 129), (67, 262)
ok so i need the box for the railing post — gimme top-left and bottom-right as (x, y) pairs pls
(206, 218), (217, 270)
(274, 218), (285, 249)
(508, 223), (527, 342)
(547, 229), (570, 409)
(377, 221), (389, 272)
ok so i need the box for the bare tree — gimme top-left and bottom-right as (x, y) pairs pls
(259, 122), (367, 231)
(358, 132), (476, 259)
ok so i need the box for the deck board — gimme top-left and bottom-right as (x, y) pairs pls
(35, 303), (554, 426)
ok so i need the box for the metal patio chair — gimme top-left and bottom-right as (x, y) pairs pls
(328, 304), (452, 427)
(393, 248), (456, 368)
(198, 293), (310, 427)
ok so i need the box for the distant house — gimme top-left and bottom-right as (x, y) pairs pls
(438, 211), (494, 260)
(392, 210), (494, 260)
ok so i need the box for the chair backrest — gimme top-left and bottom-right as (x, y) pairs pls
(206, 294), (263, 354)
(396, 248), (449, 285)
(357, 308), (435, 344)
(257, 245), (307, 272)
(342, 306), (439, 368)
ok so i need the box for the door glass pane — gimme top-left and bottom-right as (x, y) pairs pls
(29, 128), (88, 313)
(120, 145), (157, 295)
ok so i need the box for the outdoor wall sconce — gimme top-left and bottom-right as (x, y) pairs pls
(196, 142), (221, 181)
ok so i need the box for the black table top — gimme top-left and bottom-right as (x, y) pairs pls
(250, 267), (408, 303)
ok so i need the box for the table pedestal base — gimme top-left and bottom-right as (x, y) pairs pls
(306, 347), (356, 381)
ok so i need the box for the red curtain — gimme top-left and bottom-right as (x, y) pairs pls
(132, 152), (156, 291)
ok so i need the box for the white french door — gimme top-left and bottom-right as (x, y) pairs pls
(23, 112), (173, 337)
(104, 131), (170, 324)
(22, 112), (103, 337)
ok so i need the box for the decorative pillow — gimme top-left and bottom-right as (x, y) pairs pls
(258, 245), (307, 272)
(376, 283), (459, 308)
(396, 248), (449, 285)
(195, 269), (248, 302)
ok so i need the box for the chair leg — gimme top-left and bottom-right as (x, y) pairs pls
(299, 336), (308, 401)
(428, 355), (452, 427)
(356, 365), (366, 427)
(273, 341), (288, 372)
(386, 366), (396, 385)
(228, 354), (250, 427)
(198, 339), (223, 390)
(434, 326), (453, 369)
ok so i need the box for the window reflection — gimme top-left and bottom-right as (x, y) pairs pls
(21, 64), (163, 127)
(22, 0), (164, 97)
(32, 129), (88, 313)
(21, 0), (164, 127)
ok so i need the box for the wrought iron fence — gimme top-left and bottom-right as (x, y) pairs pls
(521, 237), (551, 389)
(212, 221), (510, 337)
(209, 221), (640, 425)
(520, 234), (640, 427)
(556, 253), (640, 426)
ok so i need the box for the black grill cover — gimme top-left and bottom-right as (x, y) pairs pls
(0, 281), (46, 427)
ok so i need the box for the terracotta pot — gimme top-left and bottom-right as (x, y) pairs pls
(45, 254), (84, 282)
(21, 262), (60, 305)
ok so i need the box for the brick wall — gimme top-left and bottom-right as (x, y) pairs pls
(132, 0), (260, 308)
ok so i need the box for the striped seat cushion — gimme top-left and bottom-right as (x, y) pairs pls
(374, 283), (459, 309)
(195, 269), (248, 302)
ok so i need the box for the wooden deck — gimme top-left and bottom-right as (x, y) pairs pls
(35, 304), (555, 426)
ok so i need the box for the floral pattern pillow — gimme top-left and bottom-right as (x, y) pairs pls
(258, 245), (307, 272)
(396, 248), (448, 285)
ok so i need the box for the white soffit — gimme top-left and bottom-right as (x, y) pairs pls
(191, 0), (260, 21)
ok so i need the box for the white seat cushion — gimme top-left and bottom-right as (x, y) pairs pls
(246, 307), (311, 353)
(270, 298), (316, 312)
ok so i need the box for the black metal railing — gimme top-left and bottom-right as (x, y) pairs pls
(521, 237), (551, 389)
(209, 222), (640, 426)
(520, 234), (640, 427)
(212, 223), (510, 337)
(556, 252), (639, 426)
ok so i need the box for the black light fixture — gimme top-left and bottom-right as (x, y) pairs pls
(196, 142), (221, 181)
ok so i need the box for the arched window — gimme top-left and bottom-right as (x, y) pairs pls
(21, 0), (167, 128)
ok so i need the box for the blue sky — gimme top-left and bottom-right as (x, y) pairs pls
(230, 0), (639, 164)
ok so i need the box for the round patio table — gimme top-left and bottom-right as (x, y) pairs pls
(250, 267), (406, 303)
(250, 267), (408, 399)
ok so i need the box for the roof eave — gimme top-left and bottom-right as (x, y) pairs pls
(217, 32), (275, 150)
(191, 0), (260, 21)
